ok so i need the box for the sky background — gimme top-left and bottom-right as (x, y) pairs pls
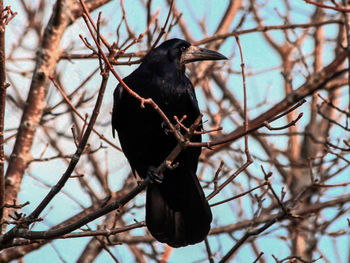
(4, 0), (350, 262)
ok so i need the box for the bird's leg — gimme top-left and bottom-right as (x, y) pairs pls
(147, 166), (164, 184)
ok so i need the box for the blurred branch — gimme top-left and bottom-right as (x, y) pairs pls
(305, 0), (350, 12)
(50, 76), (122, 151)
(1, 60), (109, 249)
(201, 51), (347, 159)
(195, 20), (342, 45)
(0, 0), (7, 232)
(3, 0), (114, 228)
(2, 0), (350, 261)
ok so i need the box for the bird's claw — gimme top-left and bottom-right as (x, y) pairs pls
(147, 166), (163, 184)
(166, 160), (179, 170)
(161, 122), (171, 135)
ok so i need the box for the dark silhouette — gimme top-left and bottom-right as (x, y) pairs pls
(112, 38), (226, 247)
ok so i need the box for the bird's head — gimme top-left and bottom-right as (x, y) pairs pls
(143, 38), (227, 70)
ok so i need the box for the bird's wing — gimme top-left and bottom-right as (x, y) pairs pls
(185, 81), (203, 135)
(111, 84), (123, 138)
(185, 81), (201, 116)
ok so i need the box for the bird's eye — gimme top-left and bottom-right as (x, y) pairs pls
(180, 46), (186, 52)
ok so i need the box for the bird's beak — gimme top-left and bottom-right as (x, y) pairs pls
(180, 45), (227, 64)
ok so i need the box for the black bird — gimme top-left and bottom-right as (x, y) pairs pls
(112, 38), (226, 247)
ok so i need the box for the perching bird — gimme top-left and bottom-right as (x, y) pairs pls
(112, 38), (226, 247)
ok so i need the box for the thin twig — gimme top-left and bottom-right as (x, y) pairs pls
(49, 76), (122, 152)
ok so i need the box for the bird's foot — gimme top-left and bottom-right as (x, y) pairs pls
(161, 122), (171, 135)
(165, 160), (179, 170)
(147, 166), (164, 184)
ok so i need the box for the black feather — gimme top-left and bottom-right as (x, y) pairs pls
(112, 38), (225, 247)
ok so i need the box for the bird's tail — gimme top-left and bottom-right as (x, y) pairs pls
(145, 163), (212, 247)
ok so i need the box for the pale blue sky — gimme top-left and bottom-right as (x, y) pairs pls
(5, 0), (350, 262)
